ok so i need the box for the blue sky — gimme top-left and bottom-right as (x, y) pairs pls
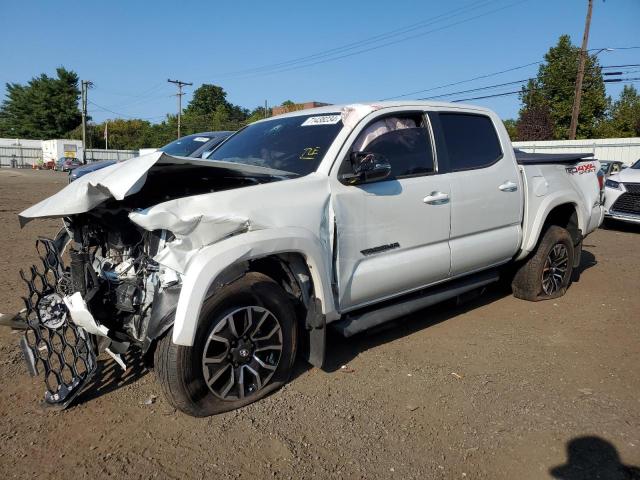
(1, 0), (638, 123)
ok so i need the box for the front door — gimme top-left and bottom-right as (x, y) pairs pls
(331, 112), (452, 311)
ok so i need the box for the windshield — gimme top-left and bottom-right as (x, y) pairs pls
(631, 159), (640, 169)
(208, 113), (343, 176)
(160, 134), (214, 157)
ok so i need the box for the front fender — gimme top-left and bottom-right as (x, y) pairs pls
(172, 227), (336, 346)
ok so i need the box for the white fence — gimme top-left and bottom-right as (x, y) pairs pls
(85, 149), (138, 163)
(513, 138), (640, 166)
(0, 146), (139, 167)
(0, 146), (43, 168)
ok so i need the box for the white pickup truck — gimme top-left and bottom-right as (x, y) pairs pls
(8, 101), (604, 416)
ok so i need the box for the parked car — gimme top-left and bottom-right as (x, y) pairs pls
(11, 102), (604, 415)
(69, 131), (233, 181)
(599, 160), (626, 177)
(603, 158), (640, 224)
(54, 157), (83, 172)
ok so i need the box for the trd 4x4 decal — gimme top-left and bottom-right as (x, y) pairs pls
(566, 163), (596, 175)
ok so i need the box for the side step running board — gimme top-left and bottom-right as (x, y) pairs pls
(332, 269), (500, 337)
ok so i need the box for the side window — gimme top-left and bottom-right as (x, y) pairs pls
(611, 163), (621, 173)
(439, 113), (502, 171)
(347, 114), (434, 178)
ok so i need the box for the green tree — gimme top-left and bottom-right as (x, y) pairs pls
(0, 67), (82, 138)
(517, 104), (554, 141)
(503, 119), (518, 140)
(246, 105), (271, 124)
(181, 83), (249, 133)
(100, 119), (154, 149)
(183, 84), (228, 117)
(596, 85), (640, 138)
(519, 35), (607, 139)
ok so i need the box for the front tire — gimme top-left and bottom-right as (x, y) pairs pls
(155, 272), (298, 417)
(512, 225), (574, 301)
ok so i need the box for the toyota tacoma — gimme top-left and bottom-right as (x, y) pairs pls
(3, 102), (604, 416)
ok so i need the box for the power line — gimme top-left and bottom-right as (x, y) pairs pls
(449, 80), (640, 103)
(604, 77), (640, 83)
(423, 78), (532, 100)
(95, 82), (166, 98)
(382, 60), (639, 102)
(600, 63), (640, 68)
(382, 61), (541, 100)
(382, 54), (640, 102)
(220, 0), (530, 79)
(219, 0), (497, 77)
(88, 100), (166, 121)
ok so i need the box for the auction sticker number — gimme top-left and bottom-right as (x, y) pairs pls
(301, 115), (341, 127)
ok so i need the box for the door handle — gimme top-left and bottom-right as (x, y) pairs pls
(498, 181), (518, 192)
(423, 191), (450, 205)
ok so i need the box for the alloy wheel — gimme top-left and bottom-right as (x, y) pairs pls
(202, 306), (283, 400)
(541, 243), (569, 295)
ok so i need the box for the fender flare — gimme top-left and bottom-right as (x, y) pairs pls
(518, 190), (583, 261)
(171, 227), (336, 346)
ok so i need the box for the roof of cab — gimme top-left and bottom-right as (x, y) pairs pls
(262, 100), (493, 121)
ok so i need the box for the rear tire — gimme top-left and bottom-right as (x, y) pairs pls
(155, 272), (298, 417)
(512, 225), (574, 301)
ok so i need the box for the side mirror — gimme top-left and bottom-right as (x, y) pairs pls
(340, 151), (391, 185)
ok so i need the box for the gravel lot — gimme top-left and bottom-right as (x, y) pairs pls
(1, 169), (639, 479)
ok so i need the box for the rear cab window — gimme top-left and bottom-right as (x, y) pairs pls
(438, 113), (502, 171)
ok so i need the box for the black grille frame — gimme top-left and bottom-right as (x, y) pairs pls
(611, 187), (640, 215)
(622, 182), (640, 195)
(20, 238), (97, 409)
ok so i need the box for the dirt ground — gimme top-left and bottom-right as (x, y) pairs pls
(0, 168), (638, 479)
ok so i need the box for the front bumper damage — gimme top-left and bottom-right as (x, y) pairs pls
(9, 228), (186, 408)
(18, 237), (98, 408)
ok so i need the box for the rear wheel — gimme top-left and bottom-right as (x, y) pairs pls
(155, 272), (298, 416)
(512, 225), (574, 301)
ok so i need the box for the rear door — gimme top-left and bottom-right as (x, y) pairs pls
(432, 112), (523, 276)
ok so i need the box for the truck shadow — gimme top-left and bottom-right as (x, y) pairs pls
(77, 350), (149, 404)
(601, 219), (640, 234)
(321, 286), (510, 373)
(549, 435), (640, 480)
(321, 248), (598, 374)
(572, 249), (597, 283)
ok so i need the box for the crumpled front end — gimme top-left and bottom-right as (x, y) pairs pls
(18, 235), (98, 408)
(16, 215), (183, 408)
(7, 149), (334, 408)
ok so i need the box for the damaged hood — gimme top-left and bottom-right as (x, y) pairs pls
(19, 149), (332, 273)
(18, 151), (296, 226)
(128, 173), (331, 273)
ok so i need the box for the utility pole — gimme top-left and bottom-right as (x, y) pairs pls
(167, 79), (192, 138)
(81, 80), (93, 163)
(569, 0), (593, 140)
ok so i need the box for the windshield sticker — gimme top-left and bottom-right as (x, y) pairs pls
(301, 115), (341, 127)
(300, 147), (320, 160)
(193, 137), (210, 142)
